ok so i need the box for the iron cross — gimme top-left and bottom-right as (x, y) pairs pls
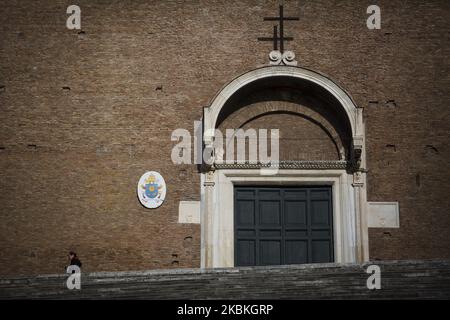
(258, 5), (299, 53)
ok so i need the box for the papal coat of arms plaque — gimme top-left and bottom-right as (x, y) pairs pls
(137, 171), (166, 209)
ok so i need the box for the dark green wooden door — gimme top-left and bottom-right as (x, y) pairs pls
(234, 186), (334, 266)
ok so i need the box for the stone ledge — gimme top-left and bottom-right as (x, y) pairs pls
(1, 260), (449, 300)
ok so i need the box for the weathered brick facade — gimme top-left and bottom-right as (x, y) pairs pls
(0, 0), (449, 276)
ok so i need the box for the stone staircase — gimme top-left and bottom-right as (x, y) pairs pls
(0, 260), (449, 299)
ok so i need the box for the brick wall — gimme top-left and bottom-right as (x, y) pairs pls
(0, 0), (449, 275)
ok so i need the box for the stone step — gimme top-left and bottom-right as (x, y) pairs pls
(1, 260), (449, 299)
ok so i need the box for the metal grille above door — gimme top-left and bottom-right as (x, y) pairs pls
(234, 186), (334, 266)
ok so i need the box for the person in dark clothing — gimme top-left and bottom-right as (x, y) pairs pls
(67, 251), (82, 269)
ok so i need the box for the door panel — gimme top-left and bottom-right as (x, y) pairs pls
(236, 240), (256, 266)
(235, 186), (333, 266)
(260, 240), (281, 265)
(284, 200), (307, 226)
(259, 200), (281, 226)
(236, 200), (255, 226)
(285, 240), (308, 264)
(311, 240), (332, 263)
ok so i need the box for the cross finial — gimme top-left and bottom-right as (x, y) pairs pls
(258, 5), (299, 66)
(258, 5), (299, 53)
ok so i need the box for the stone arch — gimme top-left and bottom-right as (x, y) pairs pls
(203, 66), (365, 168)
(200, 66), (369, 269)
(218, 102), (347, 161)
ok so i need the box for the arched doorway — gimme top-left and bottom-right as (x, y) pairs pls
(201, 66), (368, 268)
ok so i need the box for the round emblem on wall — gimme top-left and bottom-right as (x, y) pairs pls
(137, 171), (166, 209)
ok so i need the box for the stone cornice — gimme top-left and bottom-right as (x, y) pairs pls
(213, 160), (349, 170)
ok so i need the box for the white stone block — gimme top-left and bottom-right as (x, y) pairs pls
(368, 202), (400, 228)
(178, 201), (200, 224)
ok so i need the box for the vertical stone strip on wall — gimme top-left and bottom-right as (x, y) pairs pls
(353, 107), (369, 262)
(202, 170), (215, 268)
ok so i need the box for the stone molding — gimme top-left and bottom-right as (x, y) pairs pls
(213, 160), (349, 170)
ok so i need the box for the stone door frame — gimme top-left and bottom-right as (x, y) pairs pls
(201, 66), (368, 268)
